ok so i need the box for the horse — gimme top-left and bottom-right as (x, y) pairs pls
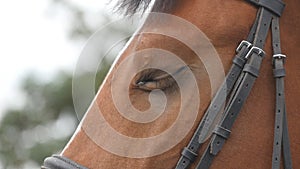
(42, 0), (300, 168)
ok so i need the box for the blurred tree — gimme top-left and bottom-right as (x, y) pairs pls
(0, 0), (135, 168)
(0, 72), (76, 168)
(49, 0), (134, 40)
(0, 67), (112, 169)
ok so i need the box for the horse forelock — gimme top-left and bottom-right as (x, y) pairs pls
(115, 0), (178, 15)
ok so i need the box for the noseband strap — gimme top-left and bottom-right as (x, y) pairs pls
(41, 155), (87, 169)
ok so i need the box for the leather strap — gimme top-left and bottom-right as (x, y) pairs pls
(271, 16), (293, 169)
(41, 155), (88, 169)
(195, 7), (274, 169)
(246, 0), (285, 16)
(174, 9), (262, 169)
(282, 106), (293, 169)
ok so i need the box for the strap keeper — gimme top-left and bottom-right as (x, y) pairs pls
(181, 147), (198, 162)
(273, 68), (286, 77)
(243, 64), (260, 77)
(233, 56), (246, 68)
(213, 126), (231, 139)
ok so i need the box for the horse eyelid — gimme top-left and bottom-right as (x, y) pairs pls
(137, 81), (160, 91)
(135, 66), (188, 91)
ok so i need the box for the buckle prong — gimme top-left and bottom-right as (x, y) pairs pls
(273, 54), (286, 59)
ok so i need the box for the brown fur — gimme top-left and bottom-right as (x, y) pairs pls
(62, 0), (300, 168)
(115, 0), (178, 15)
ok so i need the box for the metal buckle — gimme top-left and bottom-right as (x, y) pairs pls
(273, 54), (286, 64)
(245, 46), (265, 59)
(273, 54), (286, 59)
(236, 40), (252, 53)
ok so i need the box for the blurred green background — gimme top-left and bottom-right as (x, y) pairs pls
(0, 0), (135, 168)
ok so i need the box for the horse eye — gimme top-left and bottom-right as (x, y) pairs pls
(134, 66), (189, 91)
(136, 81), (159, 91)
(135, 76), (175, 91)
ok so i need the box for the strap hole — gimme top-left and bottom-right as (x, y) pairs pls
(278, 109), (281, 113)
(275, 44), (278, 47)
(191, 146), (194, 150)
(278, 93), (281, 96)
(277, 125), (279, 129)
(231, 113), (234, 117)
(264, 23), (267, 26)
(259, 40), (262, 43)
(275, 27), (278, 30)
(276, 142), (279, 145)
(238, 99), (241, 103)
(231, 73), (235, 77)
(245, 83), (249, 88)
(183, 160), (186, 164)
(217, 141), (220, 145)
(275, 157), (278, 161)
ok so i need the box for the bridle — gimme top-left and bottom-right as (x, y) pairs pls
(176, 0), (293, 168)
(41, 0), (293, 169)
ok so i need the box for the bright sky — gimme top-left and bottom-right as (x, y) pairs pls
(0, 0), (109, 118)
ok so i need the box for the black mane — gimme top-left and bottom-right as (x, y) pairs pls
(115, 0), (177, 15)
